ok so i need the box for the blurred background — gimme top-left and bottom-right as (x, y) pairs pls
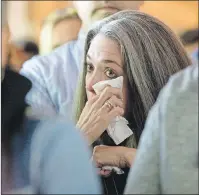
(6, 1), (198, 70)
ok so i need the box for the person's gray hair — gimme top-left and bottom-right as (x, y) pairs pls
(75, 10), (191, 147)
(2, 1), (8, 27)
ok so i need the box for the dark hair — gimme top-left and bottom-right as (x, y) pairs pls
(14, 40), (39, 56)
(180, 28), (199, 45)
(23, 41), (39, 56)
(1, 69), (31, 192)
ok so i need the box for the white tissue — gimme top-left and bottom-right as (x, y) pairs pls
(93, 76), (133, 145)
(93, 76), (123, 95)
(102, 166), (124, 175)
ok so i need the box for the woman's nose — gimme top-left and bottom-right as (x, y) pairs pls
(86, 74), (103, 92)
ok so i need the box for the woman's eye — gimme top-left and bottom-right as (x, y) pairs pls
(86, 63), (94, 72)
(105, 68), (117, 79)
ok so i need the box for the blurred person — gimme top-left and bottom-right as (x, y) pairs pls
(8, 39), (39, 72)
(75, 10), (191, 195)
(180, 28), (199, 64)
(20, 1), (144, 116)
(40, 7), (82, 55)
(1, 1), (100, 194)
(125, 64), (198, 194)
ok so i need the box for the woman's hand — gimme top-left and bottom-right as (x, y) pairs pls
(92, 145), (137, 176)
(76, 86), (124, 145)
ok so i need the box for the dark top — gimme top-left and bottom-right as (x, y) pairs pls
(102, 168), (129, 195)
(1, 69), (32, 191)
(93, 132), (131, 195)
(1, 69), (32, 138)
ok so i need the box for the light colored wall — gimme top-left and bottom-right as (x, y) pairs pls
(141, 1), (198, 34)
(8, 1), (198, 48)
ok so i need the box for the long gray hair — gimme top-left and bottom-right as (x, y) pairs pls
(75, 10), (191, 147)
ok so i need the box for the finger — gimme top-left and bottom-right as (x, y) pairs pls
(100, 86), (123, 101)
(82, 95), (100, 119)
(107, 106), (124, 120)
(99, 169), (112, 177)
(93, 86), (123, 109)
(81, 95), (99, 120)
(108, 95), (123, 108)
(85, 94), (100, 107)
(100, 100), (113, 113)
(99, 96), (123, 114)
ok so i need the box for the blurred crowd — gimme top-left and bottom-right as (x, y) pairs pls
(1, 1), (198, 194)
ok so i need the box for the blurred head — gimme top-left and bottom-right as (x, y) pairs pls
(75, 10), (191, 143)
(2, 1), (10, 72)
(180, 28), (199, 45)
(9, 39), (39, 72)
(73, 1), (143, 30)
(40, 7), (82, 55)
(180, 28), (199, 64)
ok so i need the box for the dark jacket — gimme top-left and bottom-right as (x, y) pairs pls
(1, 69), (37, 191)
(93, 132), (130, 195)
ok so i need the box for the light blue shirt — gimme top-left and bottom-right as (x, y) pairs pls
(8, 117), (101, 194)
(30, 117), (101, 194)
(20, 30), (85, 116)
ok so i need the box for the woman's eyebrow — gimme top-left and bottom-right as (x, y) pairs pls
(101, 59), (122, 67)
(86, 54), (122, 67)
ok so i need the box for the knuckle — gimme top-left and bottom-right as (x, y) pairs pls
(119, 99), (124, 107)
(111, 95), (117, 101)
(91, 95), (98, 102)
(114, 107), (123, 115)
(94, 145), (99, 150)
(93, 146), (100, 153)
(119, 108), (124, 115)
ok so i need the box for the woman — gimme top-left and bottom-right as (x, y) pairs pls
(75, 10), (191, 195)
(39, 7), (81, 55)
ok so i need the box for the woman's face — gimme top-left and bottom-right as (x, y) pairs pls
(85, 34), (128, 109)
